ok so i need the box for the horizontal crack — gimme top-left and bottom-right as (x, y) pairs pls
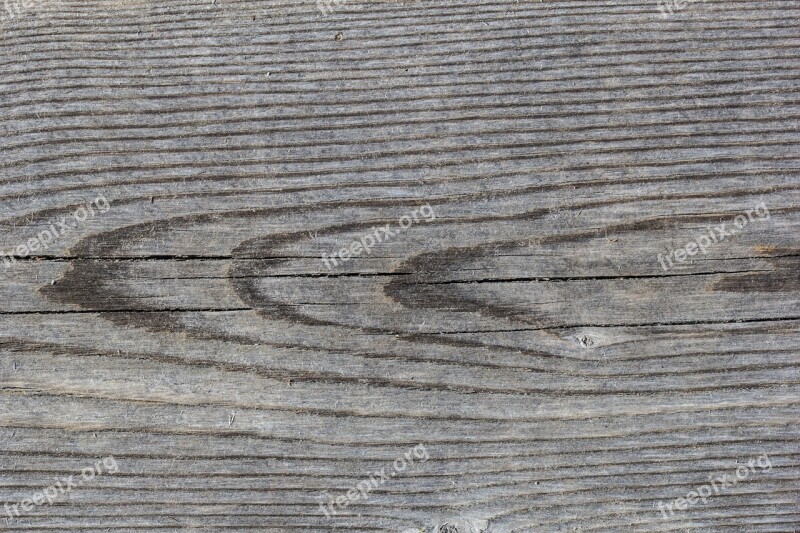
(405, 268), (774, 285)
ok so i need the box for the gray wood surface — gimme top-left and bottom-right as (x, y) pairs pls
(0, 0), (798, 531)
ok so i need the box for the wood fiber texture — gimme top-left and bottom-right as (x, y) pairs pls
(0, 0), (798, 531)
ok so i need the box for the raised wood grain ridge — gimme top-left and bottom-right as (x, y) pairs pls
(0, 0), (798, 531)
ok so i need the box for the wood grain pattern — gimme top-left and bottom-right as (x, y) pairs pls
(0, 0), (798, 531)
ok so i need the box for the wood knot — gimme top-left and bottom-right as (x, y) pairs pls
(578, 334), (594, 347)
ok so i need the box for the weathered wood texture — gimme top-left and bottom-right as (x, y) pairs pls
(0, 0), (798, 531)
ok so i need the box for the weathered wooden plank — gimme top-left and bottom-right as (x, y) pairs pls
(0, 0), (798, 531)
